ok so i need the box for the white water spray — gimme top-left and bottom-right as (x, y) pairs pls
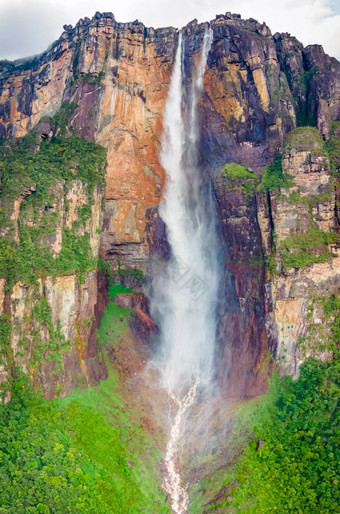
(151, 28), (220, 513)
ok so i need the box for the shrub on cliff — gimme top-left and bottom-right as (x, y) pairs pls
(258, 156), (293, 193)
(221, 163), (258, 195)
(278, 229), (339, 271)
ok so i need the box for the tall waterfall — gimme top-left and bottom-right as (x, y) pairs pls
(151, 28), (220, 512)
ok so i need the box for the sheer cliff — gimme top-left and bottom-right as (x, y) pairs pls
(0, 11), (339, 400)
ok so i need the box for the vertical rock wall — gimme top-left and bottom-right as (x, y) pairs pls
(0, 12), (339, 398)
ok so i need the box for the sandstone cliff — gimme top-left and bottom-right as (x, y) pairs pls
(0, 121), (107, 399)
(0, 11), (339, 399)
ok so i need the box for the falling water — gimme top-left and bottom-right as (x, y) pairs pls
(151, 28), (220, 513)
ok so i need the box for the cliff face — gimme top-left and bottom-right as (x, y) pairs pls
(0, 270), (106, 400)
(258, 127), (340, 378)
(0, 14), (177, 273)
(0, 11), (339, 398)
(0, 125), (107, 399)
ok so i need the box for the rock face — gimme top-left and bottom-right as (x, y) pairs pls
(0, 16), (177, 273)
(0, 12), (339, 398)
(0, 271), (107, 400)
(0, 133), (107, 399)
(1, 13), (336, 270)
(257, 128), (339, 378)
(213, 172), (270, 397)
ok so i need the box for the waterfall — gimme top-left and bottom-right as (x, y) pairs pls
(151, 28), (220, 513)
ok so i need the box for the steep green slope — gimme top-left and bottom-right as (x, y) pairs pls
(0, 299), (169, 513)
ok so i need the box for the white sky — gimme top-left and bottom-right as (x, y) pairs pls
(0, 0), (339, 61)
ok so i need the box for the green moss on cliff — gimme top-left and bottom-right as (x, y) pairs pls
(288, 191), (332, 207)
(298, 294), (340, 356)
(259, 127), (330, 194)
(98, 302), (132, 343)
(221, 163), (258, 195)
(30, 297), (70, 373)
(0, 229), (97, 290)
(51, 101), (78, 136)
(326, 121), (340, 175)
(258, 157), (293, 193)
(0, 130), (105, 205)
(0, 130), (106, 289)
(79, 72), (105, 86)
(222, 163), (256, 180)
(0, 314), (11, 369)
(278, 229), (338, 271)
(284, 126), (327, 155)
(108, 283), (132, 300)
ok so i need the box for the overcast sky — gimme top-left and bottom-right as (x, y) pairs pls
(0, 0), (339, 61)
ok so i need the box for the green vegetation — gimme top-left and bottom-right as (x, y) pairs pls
(108, 283), (133, 300)
(117, 260), (144, 282)
(79, 72), (105, 86)
(326, 121), (340, 175)
(259, 126), (332, 195)
(0, 377), (109, 513)
(0, 314), (11, 367)
(118, 268), (144, 282)
(225, 357), (339, 512)
(0, 112), (106, 203)
(30, 297), (70, 373)
(221, 163), (258, 196)
(191, 295), (339, 513)
(288, 191), (332, 207)
(0, 114), (107, 289)
(50, 102), (78, 136)
(278, 229), (338, 271)
(0, 229), (97, 290)
(0, 299), (169, 513)
(222, 163), (257, 181)
(77, 204), (92, 225)
(284, 126), (327, 155)
(259, 124), (339, 273)
(98, 302), (133, 344)
(299, 294), (340, 357)
(258, 156), (293, 193)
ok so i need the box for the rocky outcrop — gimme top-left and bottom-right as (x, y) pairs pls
(0, 271), (107, 400)
(0, 12), (339, 398)
(257, 127), (340, 378)
(274, 35), (340, 137)
(0, 134), (107, 399)
(213, 171), (271, 397)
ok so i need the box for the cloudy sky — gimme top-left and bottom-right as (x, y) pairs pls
(0, 0), (339, 61)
